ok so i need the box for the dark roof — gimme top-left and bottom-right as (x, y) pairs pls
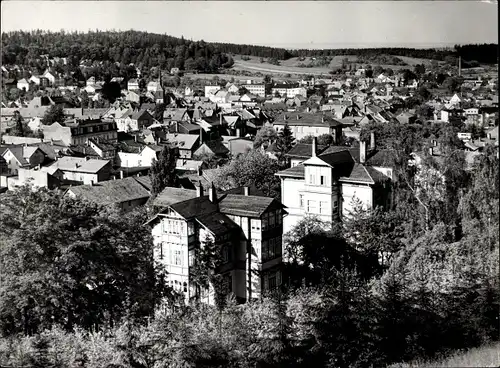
(339, 163), (374, 184)
(170, 196), (218, 219)
(285, 143), (328, 159)
(218, 194), (278, 218)
(222, 185), (266, 197)
(275, 164), (305, 178)
(153, 187), (197, 207)
(196, 212), (240, 236)
(67, 176), (150, 205)
(365, 149), (397, 167)
(203, 141), (230, 155)
(316, 150), (354, 167)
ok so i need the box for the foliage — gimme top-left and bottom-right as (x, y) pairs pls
(0, 186), (171, 336)
(41, 104), (65, 126)
(275, 124), (295, 165)
(212, 149), (282, 198)
(253, 125), (278, 149)
(149, 146), (178, 197)
(8, 111), (41, 138)
(101, 81), (122, 103)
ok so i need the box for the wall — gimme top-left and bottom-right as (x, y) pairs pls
(274, 123), (331, 140)
(117, 147), (157, 168)
(340, 183), (373, 217)
(280, 177), (306, 235)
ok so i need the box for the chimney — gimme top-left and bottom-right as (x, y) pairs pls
(120, 170), (124, 179)
(487, 133), (492, 140)
(196, 182), (204, 197)
(296, 114), (299, 120)
(370, 132), (376, 150)
(199, 129), (203, 144)
(90, 180), (94, 186)
(321, 115), (325, 123)
(50, 138), (54, 145)
(433, 139), (438, 147)
(429, 147), (434, 156)
(197, 165), (202, 176)
(312, 137), (317, 157)
(137, 173), (141, 177)
(360, 141), (367, 164)
(175, 121), (179, 133)
(208, 182), (217, 203)
(243, 186), (249, 196)
(134, 135), (138, 143)
(236, 128), (241, 137)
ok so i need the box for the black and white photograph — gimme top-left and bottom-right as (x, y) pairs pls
(0, 1), (498, 366)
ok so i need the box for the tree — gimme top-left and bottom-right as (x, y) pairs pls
(101, 81), (121, 103)
(0, 186), (171, 336)
(253, 125), (278, 149)
(212, 150), (282, 198)
(149, 146), (178, 198)
(275, 124), (295, 165)
(41, 104), (65, 126)
(443, 76), (461, 93)
(153, 103), (166, 121)
(414, 64), (426, 76)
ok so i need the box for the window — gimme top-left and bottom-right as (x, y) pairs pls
(159, 242), (164, 259)
(262, 215), (268, 231)
(276, 236), (282, 257)
(251, 219), (261, 231)
(222, 246), (229, 263)
(269, 212), (275, 228)
(309, 174), (316, 185)
(188, 222), (194, 235)
(262, 240), (269, 261)
(173, 250), (182, 266)
(269, 238), (275, 259)
(319, 201), (327, 215)
(276, 209), (282, 225)
(307, 200), (316, 213)
(183, 282), (188, 293)
(320, 175), (325, 185)
(299, 194), (304, 208)
(189, 249), (196, 266)
(333, 200), (338, 208)
(268, 273), (277, 290)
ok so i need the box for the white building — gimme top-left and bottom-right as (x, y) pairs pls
(205, 85), (221, 97)
(276, 136), (394, 235)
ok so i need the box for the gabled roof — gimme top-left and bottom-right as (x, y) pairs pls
(166, 133), (199, 150)
(46, 156), (110, 173)
(170, 196), (218, 219)
(67, 176), (151, 205)
(218, 194), (280, 218)
(196, 212), (240, 236)
(153, 187), (198, 208)
(275, 164), (305, 179)
(285, 143), (328, 159)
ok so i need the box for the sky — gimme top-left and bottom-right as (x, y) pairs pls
(1, 1), (498, 49)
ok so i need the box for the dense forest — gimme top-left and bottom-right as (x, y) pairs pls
(1, 30), (497, 77)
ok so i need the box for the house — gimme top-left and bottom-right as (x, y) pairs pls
(194, 141), (230, 157)
(146, 184), (286, 304)
(147, 81), (162, 93)
(1, 146), (46, 174)
(46, 156), (112, 184)
(244, 83), (266, 98)
(273, 112), (344, 142)
(17, 78), (30, 91)
(210, 89), (230, 104)
(5, 166), (63, 190)
(122, 90), (140, 103)
(396, 111), (417, 124)
(42, 117), (118, 146)
(42, 70), (56, 85)
(227, 137), (253, 156)
(114, 109), (155, 132)
(65, 176), (151, 211)
(205, 85), (221, 97)
(117, 144), (163, 168)
(127, 79), (140, 91)
(276, 135), (393, 235)
(165, 133), (200, 159)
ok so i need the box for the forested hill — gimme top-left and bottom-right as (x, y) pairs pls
(1, 30), (498, 73)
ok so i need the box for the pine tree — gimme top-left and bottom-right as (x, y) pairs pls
(275, 124), (295, 166)
(149, 146), (178, 198)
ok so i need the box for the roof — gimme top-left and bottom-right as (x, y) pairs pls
(339, 164), (375, 184)
(218, 194), (278, 218)
(166, 133), (199, 150)
(274, 113), (343, 127)
(198, 141), (230, 155)
(285, 143), (328, 159)
(196, 212), (240, 236)
(2, 146), (42, 166)
(153, 187), (198, 208)
(46, 156), (110, 173)
(67, 176), (151, 205)
(365, 149), (397, 167)
(170, 196), (218, 219)
(275, 164), (305, 179)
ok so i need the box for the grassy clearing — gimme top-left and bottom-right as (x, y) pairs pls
(389, 343), (500, 368)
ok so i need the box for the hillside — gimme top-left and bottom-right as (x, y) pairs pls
(1, 30), (497, 77)
(390, 343), (500, 367)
